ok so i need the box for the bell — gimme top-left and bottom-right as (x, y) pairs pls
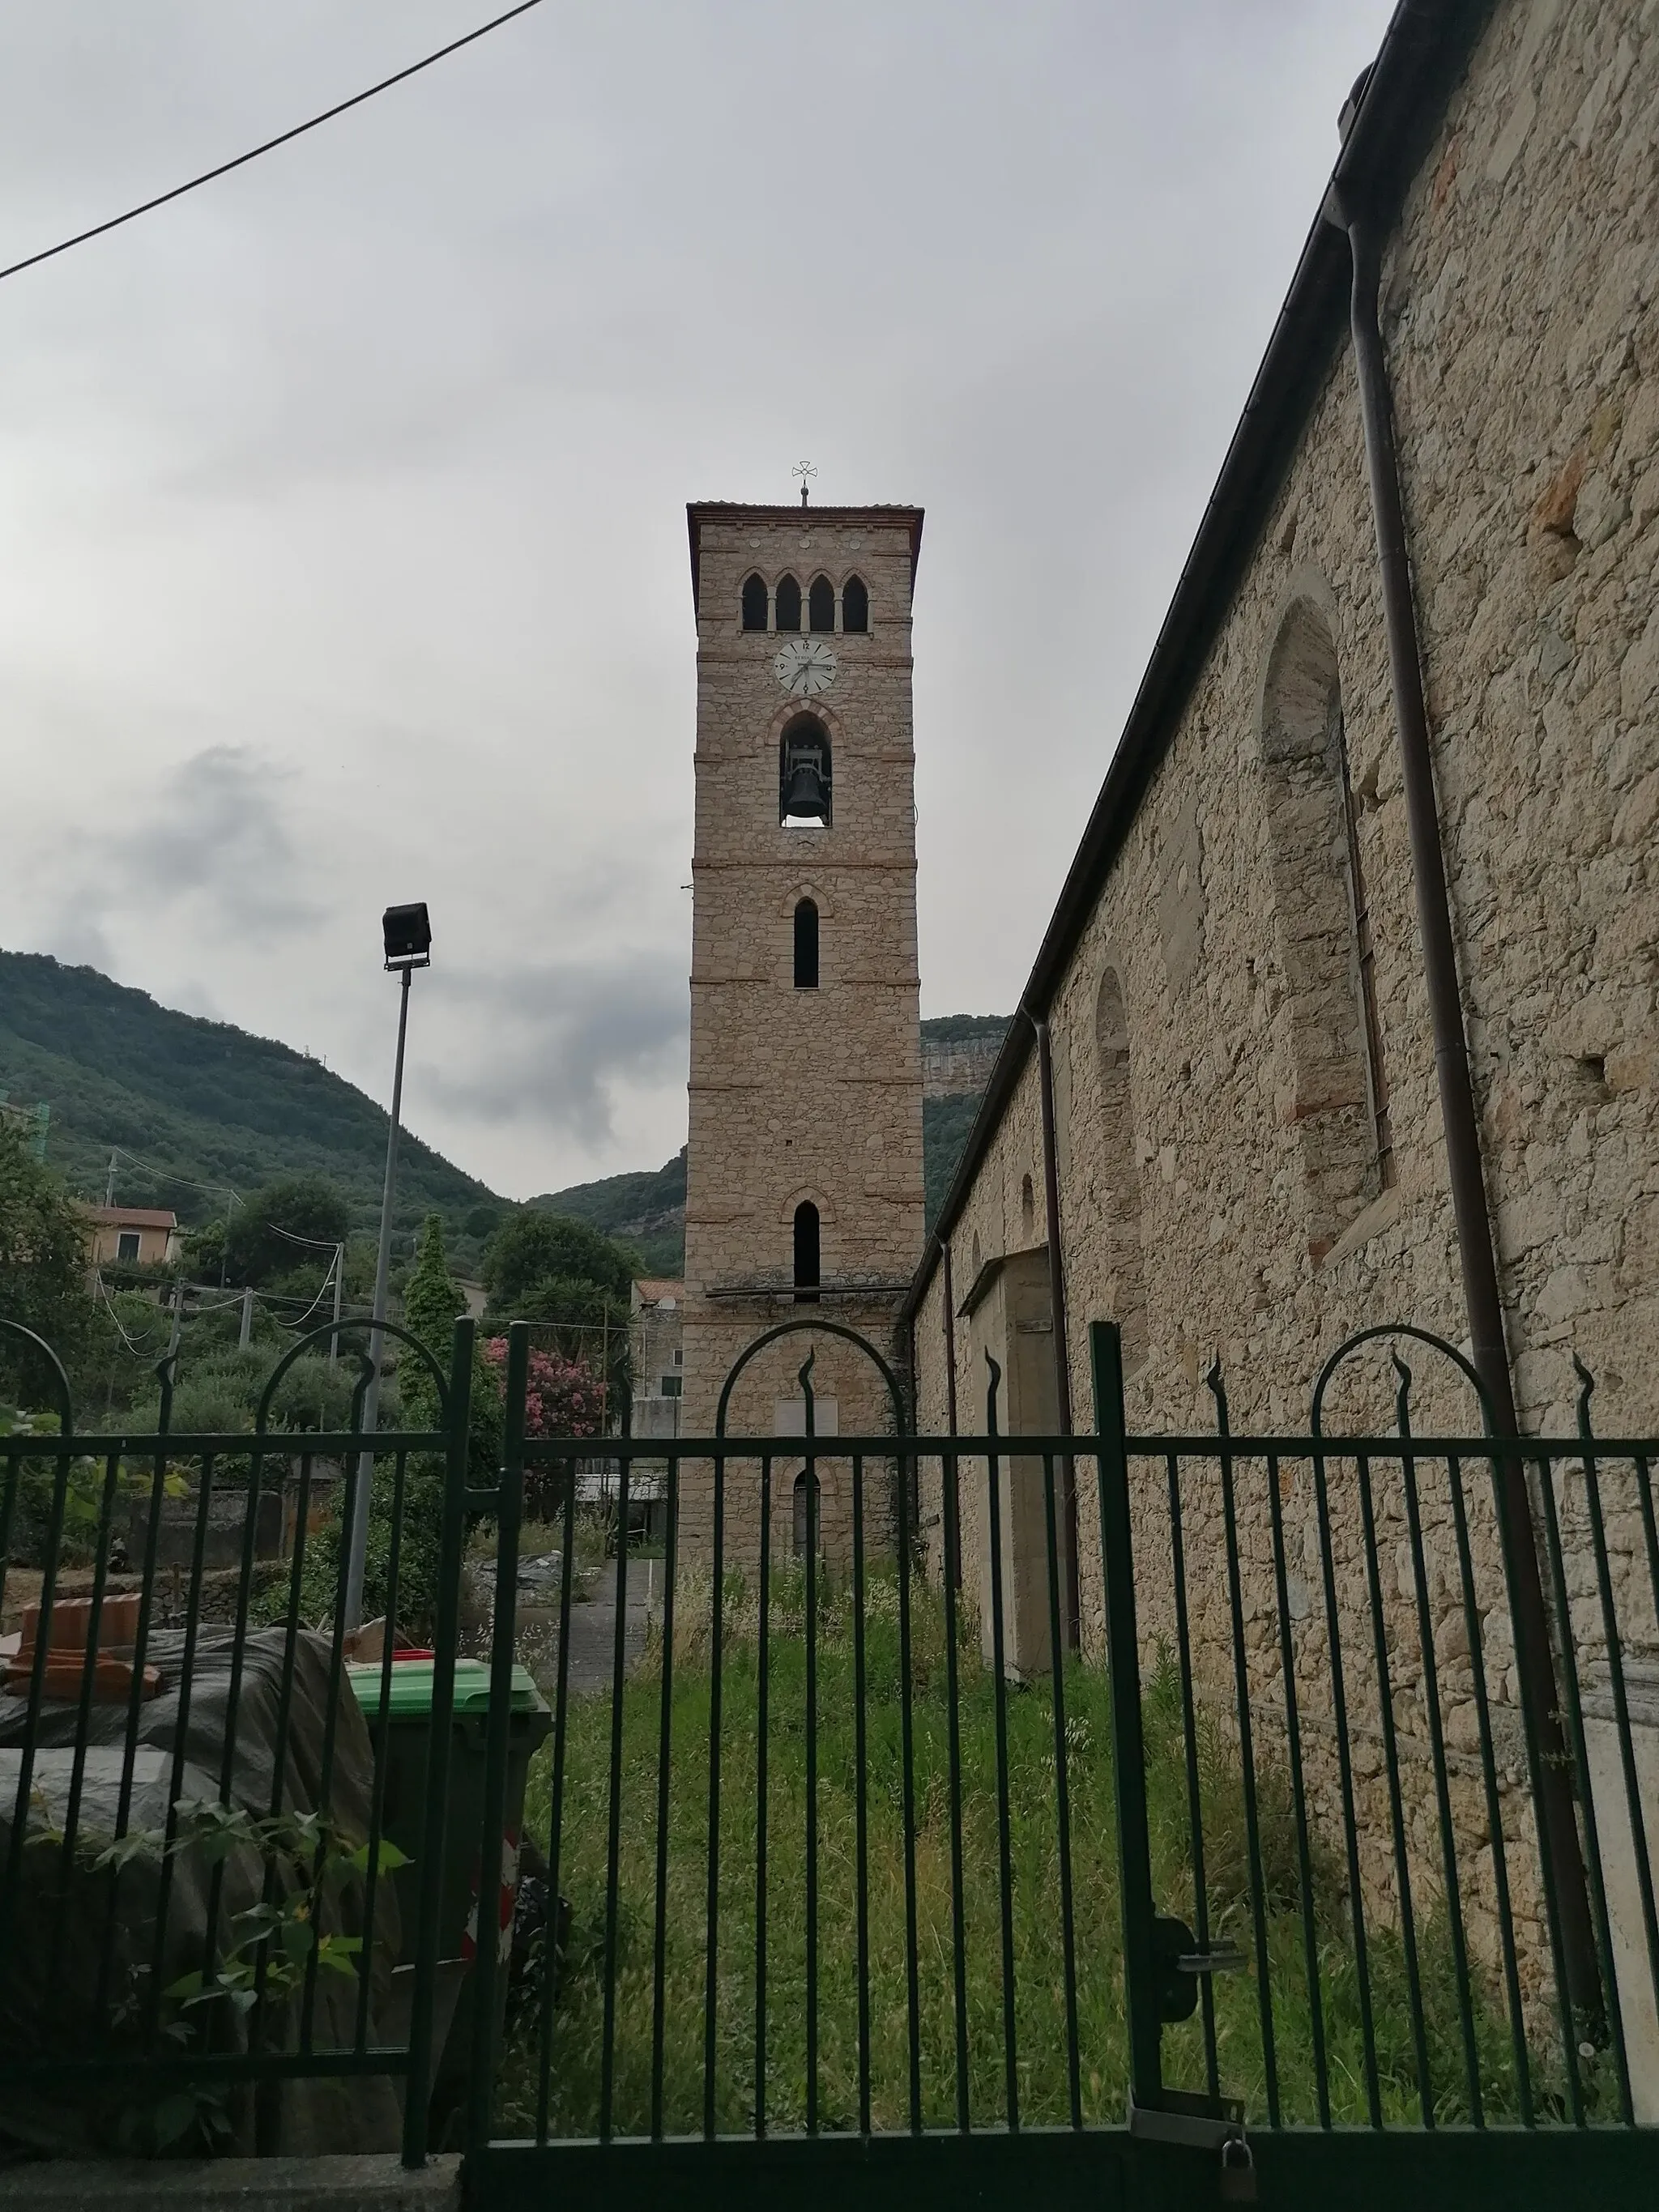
(781, 760), (830, 820)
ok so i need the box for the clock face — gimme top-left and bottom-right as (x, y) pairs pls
(773, 638), (838, 697)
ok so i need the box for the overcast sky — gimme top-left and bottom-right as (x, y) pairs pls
(0, 0), (1397, 1202)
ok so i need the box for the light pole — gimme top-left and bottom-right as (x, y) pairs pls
(343, 901), (431, 1634)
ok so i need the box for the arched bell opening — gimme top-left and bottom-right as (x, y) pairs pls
(779, 714), (832, 827)
(741, 573), (769, 631)
(808, 575), (836, 633)
(774, 573), (802, 633)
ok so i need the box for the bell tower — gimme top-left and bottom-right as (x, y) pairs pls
(680, 498), (926, 1558)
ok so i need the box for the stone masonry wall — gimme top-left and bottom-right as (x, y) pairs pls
(912, 0), (1659, 2027)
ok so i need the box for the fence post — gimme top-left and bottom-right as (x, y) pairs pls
(402, 1318), (474, 2167)
(467, 1320), (527, 2154)
(1090, 1319), (1162, 2116)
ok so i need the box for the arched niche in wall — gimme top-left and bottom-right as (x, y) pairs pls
(1095, 965), (1149, 1375)
(1257, 588), (1392, 1261)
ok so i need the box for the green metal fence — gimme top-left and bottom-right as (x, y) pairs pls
(0, 1313), (474, 2164)
(2, 1309), (1657, 2210)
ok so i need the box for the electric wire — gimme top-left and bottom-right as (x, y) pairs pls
(0, 0), (548, 286)
(267, 1224), (347, 1252)
(92, 1272), (169, 1360)
(100, 1147), (240, 1205)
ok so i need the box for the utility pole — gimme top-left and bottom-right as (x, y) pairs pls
(239, 1285), (254, 1350)
(105, 1152), (117, 1206)
(329, 1242), (344, 1365)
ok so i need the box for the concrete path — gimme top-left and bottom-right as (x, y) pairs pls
(514, 1566), (655, 1698)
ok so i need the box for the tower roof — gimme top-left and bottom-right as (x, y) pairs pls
(685, 501), (923, 616)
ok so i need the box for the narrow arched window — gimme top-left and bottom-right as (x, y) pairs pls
(775, 573), (802, 632)
(792, 1468), (820, 1557)
(842, 575), (869, 633)
(741, 573), (768, 631)
(808, 575), (835, 633)
(793, 1200), (821, 1302)
(793, 897), (819, 988)
(1020, 1172), (1036, 1238)
(780, 714), (832, 826)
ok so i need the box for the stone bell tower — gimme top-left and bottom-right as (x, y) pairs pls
(680, 498), (926, 1560)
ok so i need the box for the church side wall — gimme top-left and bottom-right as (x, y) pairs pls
(910, 0), (1659, 1993)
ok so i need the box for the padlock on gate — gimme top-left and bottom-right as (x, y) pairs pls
(1218, 2135), (1256, 2204)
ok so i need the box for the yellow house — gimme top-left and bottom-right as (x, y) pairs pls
(82, 1204), (180, 1269)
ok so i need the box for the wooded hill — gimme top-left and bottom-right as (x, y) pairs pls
(2, 948), (1004, 1279)
(0, 949), (503, 1244)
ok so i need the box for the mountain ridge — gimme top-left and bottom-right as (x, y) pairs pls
(0, 948), (503, 1247)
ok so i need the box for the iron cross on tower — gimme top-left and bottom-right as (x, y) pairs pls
(793, 461), (817, 507)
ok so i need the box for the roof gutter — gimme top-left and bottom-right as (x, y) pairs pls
(903, 0), (1496, 1326)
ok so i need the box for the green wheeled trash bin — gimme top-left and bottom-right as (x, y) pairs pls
(348, 1657), (552, 2126)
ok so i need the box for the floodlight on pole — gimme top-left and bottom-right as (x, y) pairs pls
(343, 901), (431, 1634)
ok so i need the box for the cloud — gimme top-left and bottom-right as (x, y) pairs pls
(0, 0), (1399, 1204)
(60, 745), (325, 942)
(422, 955), (686, 1147)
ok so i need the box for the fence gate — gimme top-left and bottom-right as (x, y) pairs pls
(467, 1319), (1659, 2212)
(1, 1310), (1656, 2209)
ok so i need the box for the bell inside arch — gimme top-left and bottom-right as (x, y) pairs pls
(782, 756), (830, 822)
(780, 722), (832, 825)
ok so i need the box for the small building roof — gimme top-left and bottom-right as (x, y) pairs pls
(82, 1204), (178, 1230)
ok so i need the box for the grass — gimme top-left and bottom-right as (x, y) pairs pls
(497, 1565), (1559, 2140)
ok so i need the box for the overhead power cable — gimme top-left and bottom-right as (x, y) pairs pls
(103, 1146), (239, 1204)
(0, 0), (547, 286)
(267, 1222), (347, 1251)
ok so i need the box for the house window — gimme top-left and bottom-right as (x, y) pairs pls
(774, 573), (802, 633)
(793, 1200), (821, 1303)
(660, 1375), (683, 1398)
(117, 1230), (141, 1264)
(842, 575), (869, 633)
(741, 573), (769, 631)
(793, 897), (820, 988)
(808, 575), (835, 633)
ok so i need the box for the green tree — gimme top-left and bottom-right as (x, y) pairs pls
(481, 1208), (636, 1400)
(482, 1210), (633, 1316)
(0, 1118), (95, 1399)
(225, 1176), (352, 1288)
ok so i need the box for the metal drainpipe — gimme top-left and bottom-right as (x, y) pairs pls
(942, 1239), (962, 1588)
(1034, 1014), (1081, 1647)
(1338, 197), (1601, 2024)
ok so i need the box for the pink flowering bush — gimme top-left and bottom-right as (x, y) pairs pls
(484, 1338), (607, 1438)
